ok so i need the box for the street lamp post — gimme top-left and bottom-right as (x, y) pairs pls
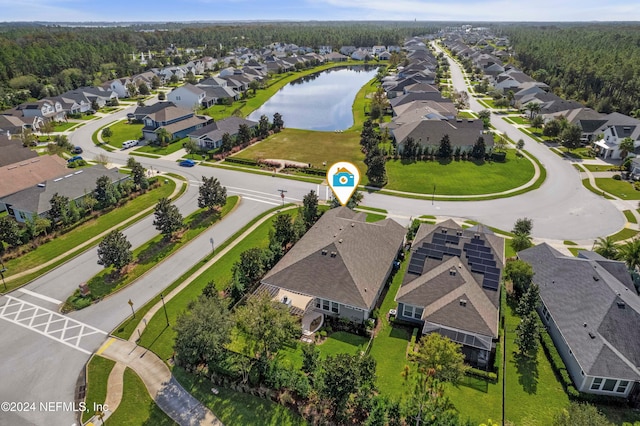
(161, 293), (169, 326)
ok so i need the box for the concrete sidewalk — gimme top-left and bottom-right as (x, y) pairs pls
(94, 338), (223, 426)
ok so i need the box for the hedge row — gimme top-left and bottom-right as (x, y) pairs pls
(465, 367), (498, 383)
(224, 157), (259, 166)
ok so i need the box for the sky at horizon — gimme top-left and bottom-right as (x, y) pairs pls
(1, 0), (640, 23)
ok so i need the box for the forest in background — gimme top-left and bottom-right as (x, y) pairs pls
(500, 24), (640, 116)
(0, 22), (437, 110)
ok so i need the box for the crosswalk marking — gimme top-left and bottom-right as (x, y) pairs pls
(0, 296), (107, 355)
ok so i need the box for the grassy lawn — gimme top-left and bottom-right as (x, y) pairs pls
(174, 367), (307, 426)
(504, 303), (569, 425)
(234, 128), (365, 180)
(82, 355), (116, 422)
(3, 179), (176, 289)
(105, 368), (176, 425)
(104, 120), (144, 148)
(609, 227), (639, 242)
(366, 213), (386, 222)
(582, 178), (615, 199)
(385, 151), (535, 195)
(595, 178), (640, 200)
(509, 116), (530, 125)
(568, 247), (587, 257)
(135, 138), (186, 156)
(623, 210), (637, 223)
(582, 164), (616, 172)
(369, 323), (413, 401)
(457, 111), (478, 119)
(137, 209), (299, 361)
(558, 146), (594, 159)
(53, 121), (78, 132)
(65, 196), (239, 310)
(280, 331), (370, 370)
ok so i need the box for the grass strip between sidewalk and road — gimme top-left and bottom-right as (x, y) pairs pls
(82, 355), (116, 423)
(2, 179), (180, 292)
(64, 196), (239, 311)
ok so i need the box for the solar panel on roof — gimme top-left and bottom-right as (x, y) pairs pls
(471, 265), (487, 274)
(486, 266), (500, 275)
(466, 250), (479, 258)
(476, 245), (492, 253)
(483, 278), (500, 290)
(432, 234), (446, 243)
(427, 250), (443, 260)
(470, 238), (485, 246)
(446, 247), (462, 257)
(446, 235), (460, 244)
(480, 252), (493, 259)
(485, 272), (500, 282)
(481, 259), (496, 267)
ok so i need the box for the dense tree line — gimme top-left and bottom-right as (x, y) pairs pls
(0, 22), (437, 109)
(501, 24), (640, 115)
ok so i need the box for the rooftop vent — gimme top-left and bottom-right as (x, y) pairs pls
(588, 332), (596, 339)
(441, 229), (448, 234)
(459, 299), (467, 307)
(449, 268), (457, 276)
(37, 183), (45, 188)
(617, 301), (626, 309)
(473, 233), (480, 239)
(321, 249), (328, 256)
(351, 223), (355, 227)
(583, 323), (587, 327)
(456, 230), (463, 236)
(330, 251), (337, 258)
(338, 239), (343, 244)
(593, 276), (600, 282)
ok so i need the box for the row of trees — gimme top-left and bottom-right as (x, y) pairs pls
(0, 23), (438, 110)
(96, 174), (227, 271)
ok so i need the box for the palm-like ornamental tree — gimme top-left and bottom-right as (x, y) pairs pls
(618, 238), (640, 270)
(593, 236), (619, 260)
(618, 137), (635, 161)
(526, 102), (541, 119)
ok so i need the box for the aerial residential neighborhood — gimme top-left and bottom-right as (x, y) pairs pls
(0, 8), (640, 426)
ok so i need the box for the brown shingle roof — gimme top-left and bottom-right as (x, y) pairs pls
(0, 155), (68, 198)
(262, 207), (405, 310)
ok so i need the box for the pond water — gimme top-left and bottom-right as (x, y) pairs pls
(248, 66), (378, 131)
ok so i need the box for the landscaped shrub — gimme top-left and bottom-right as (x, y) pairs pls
(613, 174), (622, 180)
(465, 367), (498, 383)
(491, 151), (506, 162)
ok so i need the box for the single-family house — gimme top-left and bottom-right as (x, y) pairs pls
(0, 165), (128, 223)
(187, 117), (258, 149)
(395, 221), (504, 368)
(372, 45), (387, 55)
(167, 84), (206, 111)
(340, 46), (357, 56)
(0, 133), (39, 167)
(14, 99), (65, 123)
(142, 104), (212, 141)
(392, 118), (493, 155)
(518, 244), (640, 399)
(259, 207), (405, 331)
(351, 49), (370, 61)
(378, 51), (392, 61)
(592, 113), (640, 160)
(0, 113), (41, 134)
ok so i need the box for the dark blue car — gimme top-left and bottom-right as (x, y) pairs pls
(179, 159), (196, 167)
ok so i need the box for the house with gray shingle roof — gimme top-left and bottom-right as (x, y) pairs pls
(392, 118), (493, 155)
(188, 117), (257, 150)
(518, 244), (640, 399)
(395, 220), (504, 368)
(259, 207), (405, 328)
(0, 165), (128, 223)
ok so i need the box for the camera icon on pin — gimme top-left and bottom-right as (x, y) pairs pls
(333, 168), (355, 187)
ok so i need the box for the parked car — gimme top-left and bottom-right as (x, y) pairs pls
(122, 140), (138, 149)
(179, 159), (196, 167)
(67, 155), (83, 163)
(72, 146), (83, 154)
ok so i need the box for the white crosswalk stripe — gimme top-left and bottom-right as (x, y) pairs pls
(0, 296), (106, 354)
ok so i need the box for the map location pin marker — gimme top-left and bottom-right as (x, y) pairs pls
(327, 161), (360, 206)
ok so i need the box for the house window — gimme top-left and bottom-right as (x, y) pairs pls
(616, 381), (629, 393)
(331, 302), (339, 313)
(322, 300), (330, 311)
(403, 304), (424, 320)
(590, 378), (603, 390)
(316, 298), (339, 314)
(602, 379), (617, 392)
(176, 96), (181, 100)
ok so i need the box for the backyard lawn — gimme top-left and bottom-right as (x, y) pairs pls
(385, 150), (535, 195)
(503, 303), (569, 425)
(104, 120), (143, 148)
(595, 178), (640, 200)
(280, 331), (370, 370)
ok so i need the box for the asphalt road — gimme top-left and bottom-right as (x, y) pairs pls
(0, 59), (626, 425)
